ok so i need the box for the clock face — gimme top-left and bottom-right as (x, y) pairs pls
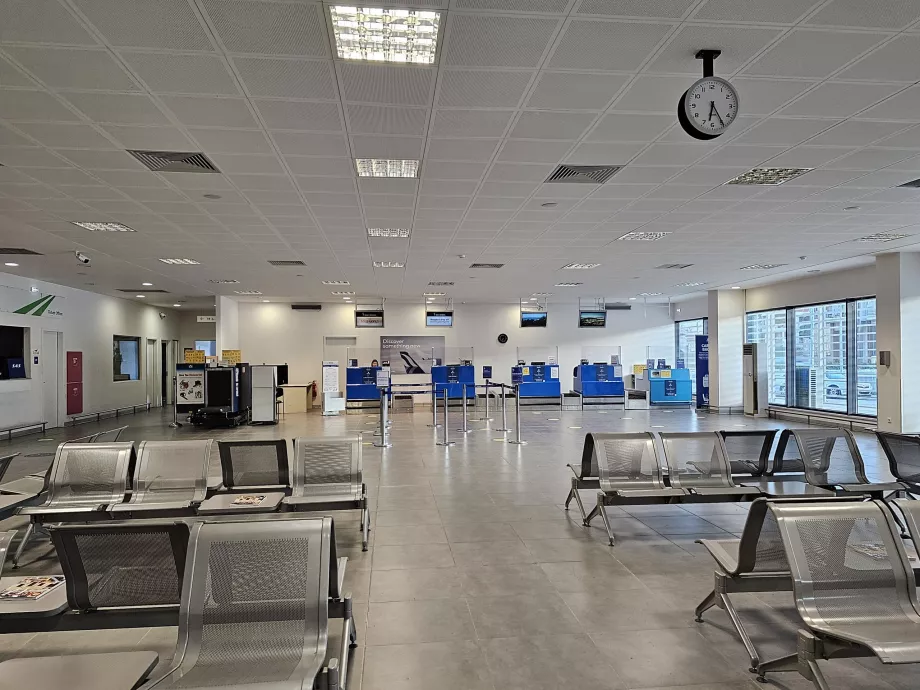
(681, 76), (739, 138)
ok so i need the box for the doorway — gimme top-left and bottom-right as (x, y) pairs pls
(41, 330), (62, 428)
(161, 341), (168, 403)
(146, 338), (158, 407)
(323, 336), (357, 391)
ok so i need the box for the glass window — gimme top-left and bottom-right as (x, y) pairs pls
(113, 336), (140, 381)
(855, 298), (877, 416)
(194, 340), (216, 357)
(792, 303), (847, 413)
(0, 325), (27, 380)
(745, 310), (787, 405)
(676, 319), (707, 395)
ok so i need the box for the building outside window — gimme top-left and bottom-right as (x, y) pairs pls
(195, 340), (217, 357)
(745, 309), (787, 405)
(792, 302), (847, 413)
(113, 335), (140, 381)
(675, 318), (707, 396)
(855, 298), (877, 416)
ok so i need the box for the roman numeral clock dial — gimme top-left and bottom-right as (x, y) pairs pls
(678, 76), (739, 141)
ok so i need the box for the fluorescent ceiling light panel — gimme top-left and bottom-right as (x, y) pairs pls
(234, 290), (263, 295)
(675, 282), (706, 287)
(208, 279), (239, 284)
(532, 292), (554, 296)
(330, 6), (440, 64)
(428, 281), (453, 286)
(855, 232), (911, 242)
(740, 263), (787, 270)
(726, 168), (812, 186)
(617, 232), (672, 241)
(72, 221), (135, 232)
(373, 261), (404, 268)
(322, 280), (351, 285)
(560, 263), (600, 270)
(158, 258), (200, 265)
(367, 228), (410, 238)
(423, 292), (445, 296)
(555, 282), (582, 287)
(331, 291), (356, 295)
(639, 292), (662, 296)
(355, 158), (418, 178)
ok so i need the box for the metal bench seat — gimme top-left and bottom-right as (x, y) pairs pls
(659, 432), (761, 500)
(792, 428), (905, 497)
(757, 500), (920, 688)
(141, 517), (357, 690)
(563, 434), (601, 521)
(719, 430), (777, 477)
(875, 431), (920, 495)
(216, 439), (291, 491)
(768, 429), (807, 475)
(109, 440), (211, 516)
(584, 432), (686, 546)
(283, 437), (369, 551)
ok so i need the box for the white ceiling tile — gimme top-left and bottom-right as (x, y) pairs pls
(665, 167), (749, 186)
(693, 0), (821, 23)
(335, 64), (432, 108)
(100, 125), (193, 151)
(526, 71), (627, 111)
(858, 85), (920, 121)
(359, 178), (419, 195)
(806, 120), (913, 147)
(0, 126), (31, 148)
(234, 57), (337, 100)
(629, 143), (709, 166)
(423, 160), (490, 180)
(120, 52), (239, 96)
(479, 181), (540, 197)
(57, 148), (146, 170)
(206, 153), (284, 174)
(201, 0), (329, 57)
(699, 144), (786, 167)
(0, 147), (69, 167)
(590, 183), (656, 198)
(255, 100), (343, 131)
(608, 165), (682, 184)
(244, 190), (304, 205)
(647, 25), (782, 75)
(419, 179), (477, 195)
(90, 169), (168, 187)
(443, 14), (559, 68)
(729, 78), (818, 116)
(804, 0), (920, 30)
(779, 82), (903, 118)
(227, 174), (296, 192)
(587, 113), (673, 142)
(186, 128), (272, 155)
(549, 19), (673, 70)
(486, 162), (552, 183)
(160, 96), (258, 128)
(12, 122), (114, 149)
(21, 167), (100, 185)
(62, 93), (170, 125)
(351, 134), (424, 159)
(270, 131), (349, 157)
(158, 172), (233, 190)
(70, 0), (211, 49)
(2, 0), (98, 46)
(837, 35), (920, 83)
(427, 138), (499, 162)
(576, 0), (697, 18)
(743, 29), (888, 78)
(732, 118), (839, 146)
(645, 183), (707, 199)
(509, 111), (596, 140)
(285, 156), (354, 177)
(438, 70), (533, 108)
(611, 75), (693, 113)
(431, 110), (514, 137)
(568, 142), (644, 165)
(823, 147), (915, 170)
(301, 192), (354, 206)
(498, 139), (573, 163)
(0, 90), (81, 121)
(3, 46), (139, 91)
(346, 105), (428, 135)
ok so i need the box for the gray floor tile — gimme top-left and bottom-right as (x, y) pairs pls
(372, 544), (455, 570)
(638, 516), (732, 535)
(523, 538), (619, 563)
(373, 524), (448, 546)
(458, 564), (556, 597)
(362, 640), (494, 690)
(562, 589), (696, 633)
(374, 510), (442, 527)
(443, 522), (520, 543)
(539, 560), (645, 594)
(467, 592), (583, 638)
(450, 540), (536, 566)
(509, 519), (593, 541)
(369, 567), (464, 602)
(365, 599), (476, 646)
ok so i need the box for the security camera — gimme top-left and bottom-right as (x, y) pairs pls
(158, 312), (167, 320)
(74, 251), (91, 265)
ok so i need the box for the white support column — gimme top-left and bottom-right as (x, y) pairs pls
(876, 252), (920, 432)
(215, 296), (239, 356)
(707, 289), (745, 412)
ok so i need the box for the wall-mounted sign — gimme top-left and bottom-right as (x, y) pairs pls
(0, 283), (63, 318)
(177, 367), (205, 405)
(696, 335), (709, 408)
(184, 349), (206, 364)
(197, 315), (216, 323)
(355, 309), (384, 328)
(425, 310), (453, 327)
(664, 379), (678, 397)
(511, 366), (523, 385)
(221, 349), (242, 365)
(380, 336), (445, 375)
(322, 361), (339, 393)
(482, 365), (492, 379)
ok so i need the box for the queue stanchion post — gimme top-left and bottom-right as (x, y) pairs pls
(436, 390), (454, 446)
(458, 384), (470, 433)
(495, 384), (511, 432)
(374, 387), (391, 448)
(428, 384), (440, 428)
(508, 383), (526, 445)
(484, 380), (491, 421)
(168, 376), (182, 429)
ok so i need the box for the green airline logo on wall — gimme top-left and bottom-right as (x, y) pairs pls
(14, 294), (58, 316)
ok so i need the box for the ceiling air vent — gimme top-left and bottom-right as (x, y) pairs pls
(0, 248), (43, 255)
(469, 263), (503, 269)
(268, 260), (306, 267)
(117, 289), (169, 293)
(545, 164), (622, 184)
(127, 150), (220, 173)
(656, 263), (693, 269)
(899, 178), (920, 188)
(428, 281), (454, 286)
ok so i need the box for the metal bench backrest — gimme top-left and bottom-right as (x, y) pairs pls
(291, 437), (362, 499)
(43, 442), (134, 508)
(162, 518), (332, 688)
(218, 440), (289, 489)
(0, 530), (13, 577)
(0, 453), (17, 484)
(594, 432), (668, 492)
(791, 428), (869, 487)
(719, 430), (776, 475)
(732, 497), (789, 574)
(49, 522), (189, 610)
(92, 426), (128, 443)
(876, 432), (920, 488)
(893, 498), (920, 552)
(659, 431), (736, 490)
(129, 440), (211, 506)
(772, 429), (806, 474)
(576, 435), (601, 479)
(769, 500), (917, 632)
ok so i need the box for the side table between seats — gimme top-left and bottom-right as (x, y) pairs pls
(0, 651), (158, 690)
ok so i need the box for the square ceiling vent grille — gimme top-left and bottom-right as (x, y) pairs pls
(545, 164), (622, 184)
(0, 248), (42, 255)
(898, 178), (920, 188)
(469, 263), (503, 269)
(268, 260), (306, 267)
(128, 150), (219, 173)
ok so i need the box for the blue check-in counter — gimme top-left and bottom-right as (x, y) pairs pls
(646, 368), (692, 406)
(346, 366), (389, 402)
(431, 364), (475, 399)
(516, 363), (561, 399)
(574, 363), (625, 398)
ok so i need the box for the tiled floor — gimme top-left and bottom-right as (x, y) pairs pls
(0, 405), (915, 690)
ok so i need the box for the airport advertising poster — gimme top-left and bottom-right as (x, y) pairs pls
(380, 336), (445, 375)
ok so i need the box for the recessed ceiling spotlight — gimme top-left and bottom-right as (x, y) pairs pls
(330, 6), (441, 64)
(158, 258), (200, 265)
(731, 286), (741, 290)
(554, 282), (582, 287)
(141, 282), (153, 286)
(367, 228), (410, 238)
(72, 221), (135, 232)
(262, 299), (270, 303)
(373, 261), (405, 268)
(540, 202), (558, 208)
(202, 194), (222, 200)
(4, 262), (18, 267)
(560, 263), (600, 270)
(355, 158), (418, 178)
(726, 168), (812, 186)
(617, 232), (672, 241)
(628, 297), (637, 300)
(136, 294), (145, 298)
(173, 303), (181, 307)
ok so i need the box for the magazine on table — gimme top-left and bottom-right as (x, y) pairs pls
(232, 494), (266, 506)
(0, 575), (65, 600)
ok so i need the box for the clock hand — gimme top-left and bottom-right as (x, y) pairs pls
(708, 101), (725, 127)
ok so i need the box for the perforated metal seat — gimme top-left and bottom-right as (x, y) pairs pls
(792, 428), (904, 496)
(142, 517), (356, 690)
(768, 429), (807, 475)
(92, 425), (128, 443)
(110, 440), (211, 515)
(757, 500), (920, 688)
(0, 454), (16, 485)
(659, 432), (761, 500)
(217, 440), (290, 491)
(584, 432), (685, 546)
(563, 434), (601, 521)
(0, 530), (14, 576)
(48, 521), (190, 612)
(284, 437), (369, 551)
(876, 431), (920, 495)
(719, 430), (777, 476)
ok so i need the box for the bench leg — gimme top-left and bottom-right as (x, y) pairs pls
(694, 590), (717, 621)
(12, 522), (34, 569)
(361, 504), (369, 552)
(756, 653), (797, 683)
(597, 500), (616, 546)
(719, 592), (760, 671)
